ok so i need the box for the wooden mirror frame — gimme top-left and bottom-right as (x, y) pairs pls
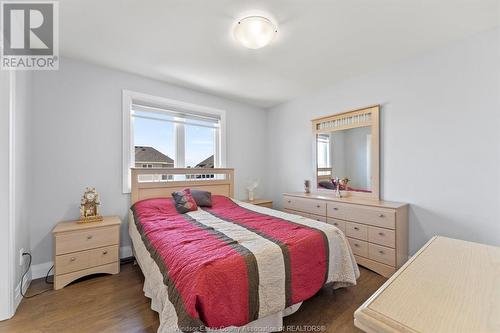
(312, 105), (380, 200)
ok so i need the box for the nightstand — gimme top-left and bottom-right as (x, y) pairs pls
(52, 216), (121, 290)
(243, 199), (273, 209)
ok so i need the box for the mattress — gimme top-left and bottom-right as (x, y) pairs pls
(129, 196), (359, 332)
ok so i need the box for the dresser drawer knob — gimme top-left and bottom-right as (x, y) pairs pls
(378, 214), (385, 218)
(333, 207), (338, 211)
(354, 227), (359, 230)
(70, 257), (76, 262)
(333, 223), (338, 226)
(378, 232), (384, 236)
(316, 204), (321, 208)
(102, 250), (108, 255)
(354, 244), (359, 247)
(379, 250), (385, 254)
(87, 235), (93, 240)
(287, 200), (291, 203)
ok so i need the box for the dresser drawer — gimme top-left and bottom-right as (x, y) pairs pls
(89, 245), (119, 267)
(368, 226), (396, 248)
(55, 226), (119, 255)
(327, 218), (346, 233)
(283, 196), (326, 216)
(327, 202), (395, 229)
(368, 243), (396, 266)
(345, 222), (368, 241)
(55, 250), (90, 275)
(284, 209), (327, 222)
(347, 237), (368, 257)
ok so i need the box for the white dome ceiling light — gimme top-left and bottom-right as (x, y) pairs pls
(233, 16), (278, 49)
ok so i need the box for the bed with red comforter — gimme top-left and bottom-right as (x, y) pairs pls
(129, 195), (359, 333)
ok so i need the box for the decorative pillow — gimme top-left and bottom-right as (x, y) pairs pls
(171, 188), (198, 214)
(190, 190), (213, 207)
(318, 180), (336, 190)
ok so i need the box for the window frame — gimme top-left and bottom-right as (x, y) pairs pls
(122, 90), (227, 193)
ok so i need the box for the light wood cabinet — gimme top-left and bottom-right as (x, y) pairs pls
(283, 192), (408, 277)
(52, 216), (121, 290)
(242, 199), (273, 209)
(354, 237), (500, 333)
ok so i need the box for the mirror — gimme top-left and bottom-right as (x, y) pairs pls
(316, 127), (372, 192)
(312, 105), (379, 199)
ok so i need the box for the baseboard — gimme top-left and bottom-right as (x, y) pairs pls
(119, 245), (132, 258)
(15, 269), (32, 309)
(31, 261), (54, 280)
(31, 245), (133, 280)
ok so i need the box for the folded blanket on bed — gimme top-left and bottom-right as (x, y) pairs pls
(131, 195), (359, 332)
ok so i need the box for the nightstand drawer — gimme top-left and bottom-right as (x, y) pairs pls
(55, 245), (119, 275)
(55, 251), (91, 275)
(89, 245), (119, 267)
(55, 226), (119, 255)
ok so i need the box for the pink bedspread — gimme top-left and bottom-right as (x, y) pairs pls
(131, 195), (356, 332)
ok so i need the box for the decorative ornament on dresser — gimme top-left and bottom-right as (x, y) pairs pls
(246, 180), (259, 201)
(304, 180), (311, 193)
(79, 187), (103, 223)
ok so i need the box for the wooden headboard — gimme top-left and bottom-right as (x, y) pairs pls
(130, 168), (234, 204)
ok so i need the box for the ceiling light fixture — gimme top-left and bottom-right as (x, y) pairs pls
(233, 16), (278, 49)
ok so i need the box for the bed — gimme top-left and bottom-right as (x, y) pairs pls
(129, 168), (359, 333)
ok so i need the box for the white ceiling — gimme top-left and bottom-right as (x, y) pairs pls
(60, 0), (500, 108)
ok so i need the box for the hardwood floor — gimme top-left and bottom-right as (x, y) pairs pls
(0, 263), (385, 333)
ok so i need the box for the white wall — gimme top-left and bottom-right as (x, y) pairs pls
(13, 72), (32, 307)
(30, 58), (268, 267)
(0, 68), (13, 320)
(267, 28), (500, 254)
(0, 70), (33, 319)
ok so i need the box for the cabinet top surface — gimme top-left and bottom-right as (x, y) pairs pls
(53, 216), (121, 234)
(283, 192), (407, 209)
(355, 236), (500, 333)
(242, 199), (272, 205)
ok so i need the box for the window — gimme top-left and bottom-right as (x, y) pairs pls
(122, 90), (226, 193)
(317, 134), (330, 169)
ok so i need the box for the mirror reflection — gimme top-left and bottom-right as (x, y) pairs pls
(316, 126), (372, 193)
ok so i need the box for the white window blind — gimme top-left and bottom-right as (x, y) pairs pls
(122, 90), (227, 193)
(131, 103), (221, 129)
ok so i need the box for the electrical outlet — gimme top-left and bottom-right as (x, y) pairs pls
(19, 248), (25, 266)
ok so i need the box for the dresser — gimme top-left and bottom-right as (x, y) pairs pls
(283, 192), (408, 277)
(52, 216), (121, 290)
(354, 236), (500, 333)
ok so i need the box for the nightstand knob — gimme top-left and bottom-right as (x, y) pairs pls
(379, 250), (385, 254)
(378, 214), (385, 218)
(354, 244), (359, 247)
(287, 200), (291, 203)
(378, 232), (384, 236)
(70, 257), (76, 262)
(102, 250), (108, 255)
(87, 235), (93, 240)
(354, 227), (359, 230)
(333, 207), (338, 211)
(316, 204), (321, 208)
